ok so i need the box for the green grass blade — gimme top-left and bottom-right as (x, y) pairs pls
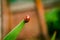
(51, 31), (56, 40)
(3, 20), (25, 40)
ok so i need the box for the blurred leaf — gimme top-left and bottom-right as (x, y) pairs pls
(51, 31), (56, 40)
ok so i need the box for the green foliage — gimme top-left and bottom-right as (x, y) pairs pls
(45, 8), (60, 29)
(45, 8), (59, 22)
(7, 0), (17, 3)
(45, 8), (60, 40)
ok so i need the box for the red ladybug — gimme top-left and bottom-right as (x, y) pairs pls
(24, 15), (30, 23)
